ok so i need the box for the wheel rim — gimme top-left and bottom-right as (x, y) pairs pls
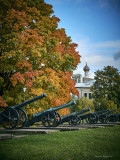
(41, 112), (56, 127)
(1, 108), (19, 129)
(99, 115), (107, 123)
(108, 115), (117, 122)
(77, 117), (81, 125)
(16, 108), (28, 128)
(88, 114), (97, 124)
(69, 116), (78, 125)
(54, 112), (61, 127)
(117, 115), (120, 122)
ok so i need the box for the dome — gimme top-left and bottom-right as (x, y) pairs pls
(83, 63), (90, 71)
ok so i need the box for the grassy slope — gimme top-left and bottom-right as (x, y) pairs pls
(0, 126), (120, 160)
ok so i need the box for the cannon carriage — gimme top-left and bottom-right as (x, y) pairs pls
(25, 101), (76, 127)
(74, 110), (110, 124)
(0, 93), (76, 129)
(0, 93), (47, 129)
(86, 110), (110, 124)
(54, 107), (91, 126)
(1, 91), (118, 130)
(98, 109), (116, 123)
(108, 113), (120, 122)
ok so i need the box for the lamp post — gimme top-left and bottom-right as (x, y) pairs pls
(82, 96), (84, 109)
(98, 102), (101, 111)
(23, 86), (26, 102)
(81, 88), (83, 109)
(81, 88), (84, 123)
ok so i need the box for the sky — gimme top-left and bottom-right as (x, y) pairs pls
(45, 0), (120, 78)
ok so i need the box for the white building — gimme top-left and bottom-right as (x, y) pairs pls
(72, 62), (95, 100)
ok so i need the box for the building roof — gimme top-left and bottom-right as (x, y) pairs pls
(75, 79), (95, 88)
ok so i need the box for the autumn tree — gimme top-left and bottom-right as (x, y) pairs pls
(91, 66), (120, 110)
(0, 0), (80, 116)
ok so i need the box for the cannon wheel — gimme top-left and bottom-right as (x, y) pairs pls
(77, 116), (81, 125)
(16, 108), (28, 129)
(108, 115), (117, 122)
(1, 107), (19, 129)
(95, 115), (99, 123)
(85, 117), (89, 123)
(69, 116), (81, 125)
(68, 116), (80, 125)
(53, 112), (61, 127)
(41, 112), (56, 127)
(88, 114), (97, 124)
(99, 115), (108, 123)
(117, 114), (120, 122)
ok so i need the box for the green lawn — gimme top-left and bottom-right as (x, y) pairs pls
(0, 126), (120, 160)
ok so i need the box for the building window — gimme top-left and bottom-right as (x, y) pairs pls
(84, 93), (87, 97)
(78, 78), (80, 83)
(89, 93), (92, 99)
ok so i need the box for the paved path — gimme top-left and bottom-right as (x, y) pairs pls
(0, 134), (28, 140)
(0, 122), (119, 140)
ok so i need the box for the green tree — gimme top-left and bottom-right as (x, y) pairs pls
(71, 97), (94, 113)
(91, 66), (120, 110)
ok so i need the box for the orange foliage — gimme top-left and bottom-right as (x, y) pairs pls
(10, 72), (25, 87)
(1, 0), (81, 115)
(18, 29), (43, 46)
(57, 108), (70, 117)
(66, 43), (80, 65)
(52, 28), (67, 44)
(5, 9), (28, 31)
(0, 96), (8, 107)
(16, 60), (32, 71)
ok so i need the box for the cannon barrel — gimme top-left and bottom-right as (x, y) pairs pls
(33, 101), (76, 118)
(78, 110), (109, 118)
(52, 101), (76, 112)
(0, 94), (46, 117)
(75, 107), (90, 115)
(62, 107), (90, 118)
(100, 109), (116, 115)
(79, 113), (90, 118)
(12, 93), (47, 110)
(93, 110), (110, 115)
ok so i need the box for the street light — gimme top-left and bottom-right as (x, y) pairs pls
(23, 86), (26, 102)
(81, 88), (84, 123)
(40, 63), (45, 69)
(41, 63), (45, 67)
(98, 102), (101, 111)
(81, 88), (83, 109)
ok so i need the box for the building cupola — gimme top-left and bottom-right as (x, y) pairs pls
(83, 58), (90, 78)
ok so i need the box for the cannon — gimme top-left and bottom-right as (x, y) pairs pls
(25, 101), (76, 127)
(107, 113), (120, 122)
(107, 113), (119, 122)
(55, 107), (90, 126)
(86, 110), (110, 124)
(98, 109), (116, 123)
(77, 113), (91, 122)
(74, 110), (110, 124)
(0, 93), (46, 129)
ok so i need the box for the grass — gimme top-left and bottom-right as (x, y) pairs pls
(0, 125), (120, 160)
